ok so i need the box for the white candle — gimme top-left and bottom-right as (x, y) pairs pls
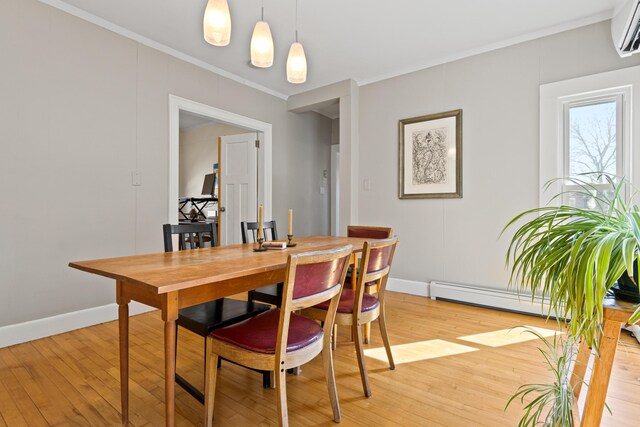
(288, 208), (293, 235)
(258, 205), (264, 240)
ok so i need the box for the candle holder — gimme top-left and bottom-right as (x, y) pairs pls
(287, 234), (297, 248)
(253, 237), (267, 252)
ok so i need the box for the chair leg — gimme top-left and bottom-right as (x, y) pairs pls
(353, 323), (371, 397)
(275, 366), (289, 426)
(262, 371), (271, 388)
(322, 343), (341, 422)
(378, 307), (395, 370)
(364, 322), (371, 344)
(332, 324), (338, 351)
(204, 339), (218, 427)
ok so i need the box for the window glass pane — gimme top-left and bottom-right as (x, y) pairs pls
(568, 100), (617, 183)
(564, 187), (615, 210)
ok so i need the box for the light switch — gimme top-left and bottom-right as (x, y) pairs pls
(363, 178), (371, 191)
(132, 172), (142, 186)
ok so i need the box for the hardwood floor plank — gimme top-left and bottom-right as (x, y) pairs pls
(0, 292), (638, 426)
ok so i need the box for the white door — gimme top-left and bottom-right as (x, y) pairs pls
(219, 132), (259, 245)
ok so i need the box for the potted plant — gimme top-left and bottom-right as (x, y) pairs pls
(502, 175), (640, 425)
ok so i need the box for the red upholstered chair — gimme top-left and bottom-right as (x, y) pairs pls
(204, 245), (352, 426)
(303, 237), (398, 398)
(347, 225), (394, 343)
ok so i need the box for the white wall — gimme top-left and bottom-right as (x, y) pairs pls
(358, 21), (640, 291)
(178, 122), (245, 197)
(0, 0), (331, 327)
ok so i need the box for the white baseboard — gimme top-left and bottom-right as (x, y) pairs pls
(386, 277), (430, 297)
(429, 281), (552, 316)
(0, 302), (156, 349)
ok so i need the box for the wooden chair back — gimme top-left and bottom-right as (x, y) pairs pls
(162, 222), (217, 252)
(353, 237), (398, 319)
(241, 220), (278, 243)
(347, 225), (393, 239)
(275, 245), (352, 364)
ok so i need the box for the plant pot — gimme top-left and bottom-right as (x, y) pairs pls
(613, 261), (640, 303)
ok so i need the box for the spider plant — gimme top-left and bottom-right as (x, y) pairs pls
(505, 329), (579, 427)
(502, 175), (640, 349)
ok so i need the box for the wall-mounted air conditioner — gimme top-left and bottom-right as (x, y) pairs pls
(612, 0), (640, 57)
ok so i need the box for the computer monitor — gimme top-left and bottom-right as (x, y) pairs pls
(201, 173), (217, 197)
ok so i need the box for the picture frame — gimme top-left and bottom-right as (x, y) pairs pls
(398, 109), (462, 199)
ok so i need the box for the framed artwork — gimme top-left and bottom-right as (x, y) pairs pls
(398, 109), (462, 199)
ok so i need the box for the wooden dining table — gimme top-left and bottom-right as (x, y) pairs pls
(69, 235), (367, 427)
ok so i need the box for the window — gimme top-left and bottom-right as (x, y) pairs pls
(539, 66), (640, 209)
(562, 94), (624, 208)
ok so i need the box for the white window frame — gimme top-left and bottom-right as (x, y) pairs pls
(540, 66), (640, 207)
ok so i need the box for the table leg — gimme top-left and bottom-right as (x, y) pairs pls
(164, 320), (177, 427)
(163, 292), (179, 427)
(571, 339), (591, 401)
(580, 319), (622, 427)
(116, 281), (130, 425)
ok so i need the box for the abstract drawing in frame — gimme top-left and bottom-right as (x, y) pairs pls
(398, 109), (462, 199)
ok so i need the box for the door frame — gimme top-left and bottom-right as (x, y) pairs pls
(168, 95), (272, 225)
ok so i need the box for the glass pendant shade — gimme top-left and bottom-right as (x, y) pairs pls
(250, 21), (274, 68)
(286, 42), (307, 84)
(203, 0), (231, 46)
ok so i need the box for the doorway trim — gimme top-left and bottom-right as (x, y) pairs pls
(168, 95), (273, 224)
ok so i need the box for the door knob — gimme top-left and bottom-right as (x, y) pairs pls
(219, 207), (226, 212)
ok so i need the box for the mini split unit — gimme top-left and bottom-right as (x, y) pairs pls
(612, 0), (640, 57)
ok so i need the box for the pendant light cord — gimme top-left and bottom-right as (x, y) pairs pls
(261, 0), (264, 20)
(295, 0), (298, 42)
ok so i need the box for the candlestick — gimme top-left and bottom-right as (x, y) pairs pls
(253, 236), (267, 251)
(257, 204), (264, 240)
(287, 234), (297, 248)
(288, 208), (293, 235)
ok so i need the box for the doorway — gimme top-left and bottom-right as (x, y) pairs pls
(168, 95), (273, 243)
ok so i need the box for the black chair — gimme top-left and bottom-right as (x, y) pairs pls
(162, 223), (272, 400)
(241, 221), (283, 306)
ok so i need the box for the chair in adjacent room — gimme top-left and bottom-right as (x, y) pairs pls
(241, 220), (283, 306)
(303, 237), (398, 398)
(346, 225), (394, 344)
(204, 245), (352, 427)
(162, 223), (272, 400)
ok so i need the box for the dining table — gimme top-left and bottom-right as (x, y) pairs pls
(69, 235), (367, 427)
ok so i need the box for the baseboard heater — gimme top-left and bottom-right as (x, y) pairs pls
(429, 281), (558, 318)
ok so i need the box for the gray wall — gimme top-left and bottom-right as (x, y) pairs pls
(0, 0), (331, 326)
(358, 21), (640, 290)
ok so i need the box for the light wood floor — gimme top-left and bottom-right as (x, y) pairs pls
(1, 292), (639, 426)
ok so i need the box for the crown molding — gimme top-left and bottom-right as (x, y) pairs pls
(38, 0), (289, 100)
(358, 11), (614, 87)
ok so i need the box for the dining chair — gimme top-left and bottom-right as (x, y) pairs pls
(204, 245), (352, 427)
(303, 237), (398, 398)
(347, 225), (394, 344)
(162, 223), (272, 401)
(241, 220), (283, 307)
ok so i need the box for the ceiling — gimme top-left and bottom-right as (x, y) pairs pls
(47, 0), (625, 98)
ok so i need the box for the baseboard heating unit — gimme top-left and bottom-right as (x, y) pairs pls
(429, 281), (556, 317)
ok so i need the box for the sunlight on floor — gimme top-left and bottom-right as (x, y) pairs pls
(364, 339), (478, 364)
(457, 325), (559, 347)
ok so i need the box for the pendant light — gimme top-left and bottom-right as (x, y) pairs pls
(250, 1), (274, 68)
(203, 0), (231, 46)
(287, 0), (307, 84)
